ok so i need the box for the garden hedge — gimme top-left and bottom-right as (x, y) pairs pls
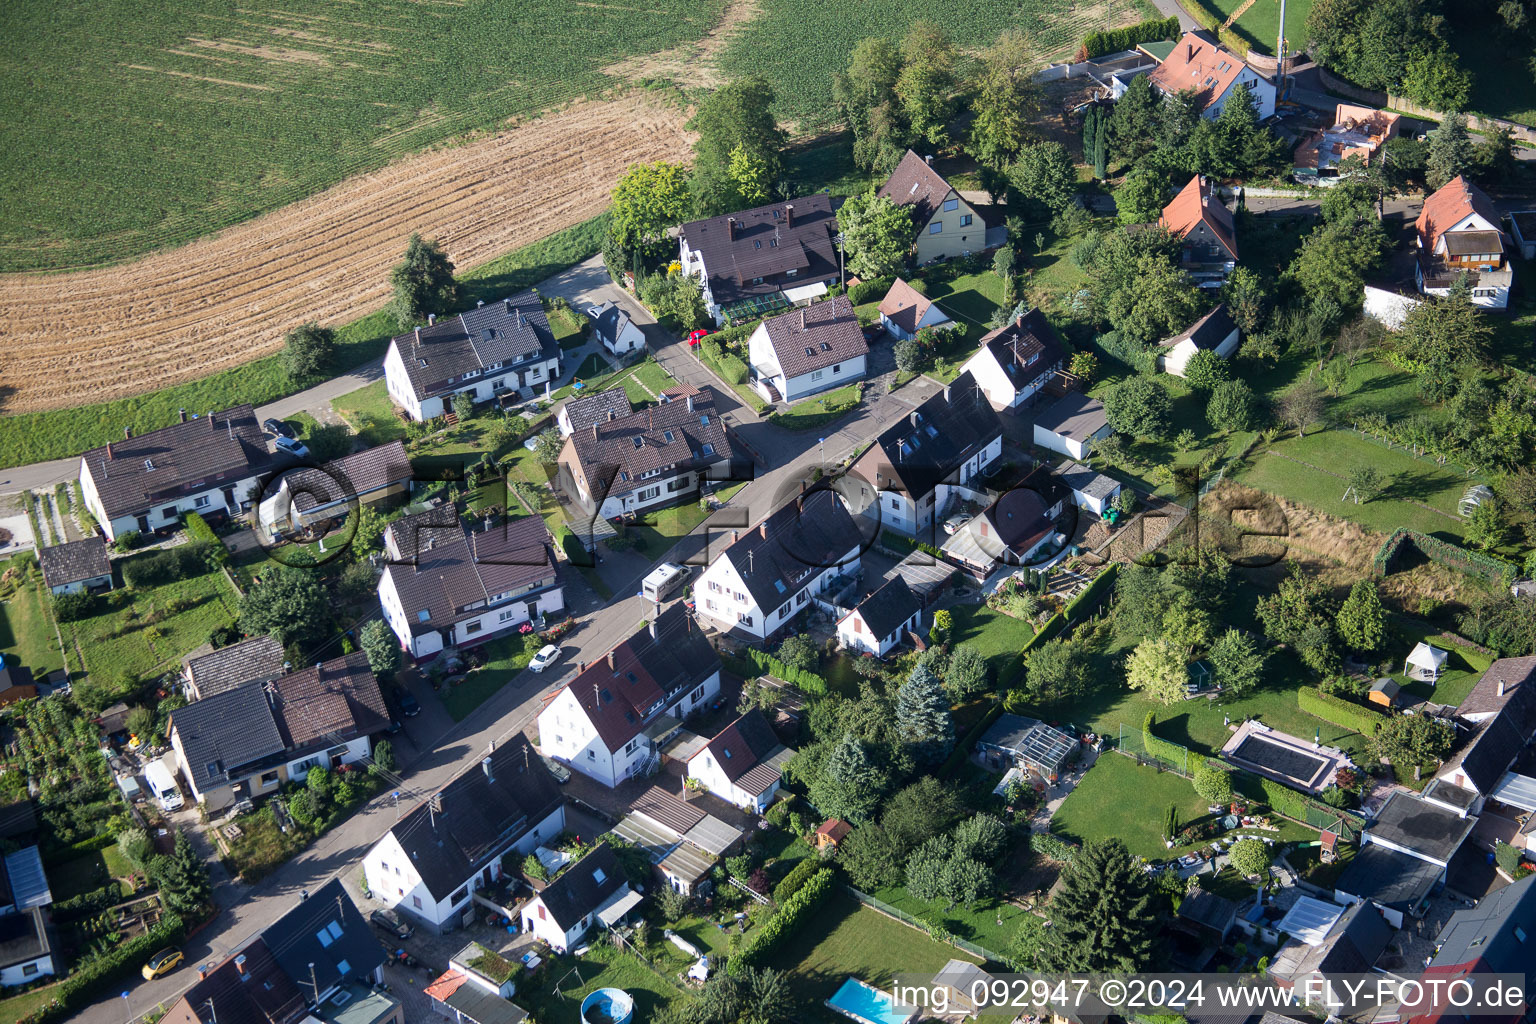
(1080, 16), (1181, 58)
(847, 277), (895, 306)
(744, 649), (828, 695)
(697, 337), (749, 385)
(1297, 686), (1386, 736)
(940, 703), (1005, 779)
(182, 511), (229, 564)
(43, 832), (118, 865)
(1030, 832), (1078, 864)
(1374, 528), (1517, 585)
(1142, 712), (1192, 773)
(728, 867), (833, 975)
(120, 543), (214, 589)
(53, 883), (122, 921)
(19, 912), (186, 1024)
(772, 856), (824, 905)
(1063, 563), (1118, 620)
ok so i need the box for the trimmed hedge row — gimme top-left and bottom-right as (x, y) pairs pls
(19, 912), (186, 1024)
(878, 529), (944, 561)
(182, 511), (229, 565)
(54, 883), (122, 922)
(1063, 563), (1119, 619)
(773, 856), (824, 905)
(941, 702), (1006, 779)
(847, 276), (896, 307)
(1142, 712), (1195, 773)
(697, 337), (749, 385)
(744, 649), (828, 695)
(1080, 16), (1181, 58)
(43, 832), (118, 865)
(120, 543), (214, 589)
(729, 867), (834, 975)
(1374, 528), (1517, 585)
(1297, 686), (1386, 736)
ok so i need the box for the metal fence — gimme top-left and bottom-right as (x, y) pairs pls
(1117, 723), (1193, 777)
(842, 886), (1005, 965)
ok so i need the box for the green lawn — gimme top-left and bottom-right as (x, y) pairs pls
(333, 380), (408, 447)
(866, 882), (1031, 957)
(0, 983), (62, 1023)
(949, 604), (1038, 687)
(767, 384), (863, 431)
(519, 945), (688, 1024)
(631, 358), (679, 401)
(1388, 629), (1494, 706)
(1185, 0), (1313, 54)
(49, 850), (116, 901)
(626, 483), (745, 559)
(923, 267), (1009, 380)
(765, 893), (983, 1021)
(441, 631), (537, 721)
(67, 563), (240, 685)
(1051, 754), (1215, 860)
(0, 557), (68, 678)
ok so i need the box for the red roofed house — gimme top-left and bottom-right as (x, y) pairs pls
(1147, 30), (1275, 120)
(878, 278), (954, 341)
(686, 710), (795, 813)
(1414, 175), (1512, 309)
(1159, 175), (1239, 288)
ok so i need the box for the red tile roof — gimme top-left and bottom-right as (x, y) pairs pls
(1159, 175), (1238, 259)
(1415, 175), (1506, 254)
(1148, 31), (1247, 112)
(817, 818), (853, 842)
(878, 278), (940, 335)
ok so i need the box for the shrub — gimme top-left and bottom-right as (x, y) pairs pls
(773, 856), (823, 904)
(181, 512), (228, 564)
(120, 543), (213, 588)
(742, 648), (828, 695)
(53, 883), (122, 921)
(1079, 16), (1181, 58)
(728, 867), (833, 975)
(1297, 686), (1387, 736)
(53, 590), (98, 622)
(1143, 712), (1192, 773)
(1030, 832), (1078, 864)
(847, 276), (895, 306)
(1374, 528), (1517, 585)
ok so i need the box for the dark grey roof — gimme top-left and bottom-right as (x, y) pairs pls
(381, 515), (555, 635)
(534, 843), (626, 931)
(699, 710), (784, 785)
(444, 984), (529, 1024)
(80, 405), (272, 521)
(170, 683), (287, 787)
(388, 292), (556, 400)
(1057, 461), (1120, 501)
(1034, 391), (1110, 442)
(591, 302), (637, 349)
(562, 385), (737, 503)
(1314, 899), (1393, 974)
(1428, 873), (1536, 971)
(979, 713), (1038, 752)
(679, 194), (839, 310)
(36, 537), (110, 588)
(561, 388), (634, 435)
(0, 800), (37, 840)
(0, 907), (50, 969)
(845, 576), (920, 640)
(263, 878), (385, 994)
(759, 296), (868, 379)
(1162, 303), (1237, 349)
(973, 309), (1063, 392)
(1366, 790), (1475, 863)
(383, 503), (462, 562)
(720, 489), (864, 616)
(858, 371), (1003, 502)
(1178, 889), (1237, 932)
(1444, 696), (1536, 793)
(1458, 656), (1536, 717)
(0, 663), (34, 696)
(1335, 843), (1443, 910)
(184, 635), (287, 698)
(388, 734), (563, 902)
(1421, 777), (1477, 811)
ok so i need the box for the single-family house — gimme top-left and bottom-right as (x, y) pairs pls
(1157, 303), (1240, 377)
(557, 384), (739, 520)
(1335, 790), (1476, 926)
(836, 576), (923, 657)
(878, 278), (953, 340)
(383, 293), (561, 421)
(0, 844), (54, 988)
(1033, 391), (1112, 461)
(589, 301), (646, 358)
(1293, 104), (1401, 184)
(1270, 899), (1393, 1007)
(519, 844), (639, 953)
(877, 150), (997, 264)
(686, 710), (794, 813)
(611, 786), (744, 894)
(557, 389), (633, 438)
(182, 635), (287, 700)
(694, 489), (863, 640)
(1147, 31), (1276, 120)
(746, 296), (868, 403)
(929, 959), (999, 1019)
(678, 194), (841, 325)
(1414, 175), (1512, 308)
(257, 440), (413, 541)
(377, 513), (562, 661)
(537, 605), (721, 787)
(78, 405), (272, 542)
(158, 879), (401, 1024)
(1435, 657), (1536, 816)
(1056, 461), (1122, 516)
(1159, 175), (1239, 287)
(36, 538), (112, 596)
(847, 372), (1003, 540)
(960, 309), (1065, 411)
(363, 734), (565, 935)
(1405, 874), (1536, 1024)
(0, 665), (38, 709)
(168, 652), (389, 812)
(976, 713), (1079, 781)
(425, 943), (531, 1024)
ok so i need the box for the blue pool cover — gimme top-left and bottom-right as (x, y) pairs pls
(826, 978), (916, 1024)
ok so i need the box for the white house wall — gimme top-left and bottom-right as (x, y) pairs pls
(80, 458), (262, 542)
(0, 955), (53, 988)
(687, 752), (780, 812)
(781, 354), (867, 403)
(1210, 71), (1276, 119)
(698, 544), (859, 639)
(385, 339), (559, 423)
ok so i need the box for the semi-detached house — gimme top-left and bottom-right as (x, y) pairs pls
(377, 509), (562, 661)
(383, 292), (560, 421)
(538, 605), (721, 788)
(78, 405), (272, 542)
(362, 734), (565, 935)
(694, 488), (864, 641)
(679, 194), (840, 325)
(746, 296), (868, 403)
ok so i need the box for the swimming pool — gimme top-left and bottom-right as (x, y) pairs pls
(826, 978), (918, 1024)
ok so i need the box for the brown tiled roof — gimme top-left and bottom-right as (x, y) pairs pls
(695, 710), (784, 784)
(973, 309), (1063, 392)
(562, 385), (735, 503)
(1161, 303), (1236, 349)
(877, 149), (956, 227)
(383, 503), (461, 561)
(759, 296), (868, 378)
(184, 635), (287, 698)
(271, 651), (388, 747)
(1459, 657), (1536, 718)
(382, 515), (556, 634)
(561, 388), (634, 435)
(878, 277), (942, 335)
(388, 291), (556, 400)
(857, 371), (1003, 502)
(286, 439), (412, 514)
(172, 938), (307, 1024)
(1416, 176), (1506, 254)
(817, 818), (853, 842)
(36, 537), (110, 588)
(80, 405), (272, 521)
(1160, 175), (1238, 259)
(1148, 31), (1247, 112)
(679, 194), (839, 310)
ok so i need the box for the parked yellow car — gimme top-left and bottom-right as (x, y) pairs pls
(142, 947), (184, 980)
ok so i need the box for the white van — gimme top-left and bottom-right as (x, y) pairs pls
(144, 761), (184, 812)
(641, 562), (690, 603)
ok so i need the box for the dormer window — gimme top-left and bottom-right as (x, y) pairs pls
(701, 443), (714, 456)
(418, 358), (428, 368)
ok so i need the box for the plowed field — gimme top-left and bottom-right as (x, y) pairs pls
(0, 95), (692, 414)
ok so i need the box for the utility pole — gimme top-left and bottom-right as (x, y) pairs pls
(1276, 0), (1289, 99)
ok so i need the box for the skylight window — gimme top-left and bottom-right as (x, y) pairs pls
(701, 443), (714, 456)
(417, 609), (431, 622)
(626, 671), (638, 683)
(723, 748), (733, 759)
(632, 436), (644, 449)
(336, 960), (351, 977)
(774, 579), (786, 593)
(754, 240), (762, 249)
(700, 415), (709, 425)
(600, 688), (613, 703)
(593, 868), (607, 883)
(316, 928), (334, 948)
(143, 459), (155, 471)
(663, 430), (674, 442)
(925, 424), (938, 438)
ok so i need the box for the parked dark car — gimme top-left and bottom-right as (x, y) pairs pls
(370, 908), (413, 940)
(262, 418), (295, 439)
(861, 322), (886, 344)
(394, 687), (421, 718)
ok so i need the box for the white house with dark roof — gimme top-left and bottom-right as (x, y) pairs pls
(878, 277), (954, 341)
(1158, 303), (1240, 377)
(878, 150), (997, 264)
(589, 301), (646, 358)
(836, 576), (923, 657)
(377, 512), (562, 661)
(695, 489), (864, 641)
(519, 844), (637, 953)
(363, 734), (565, 934)
(557, 385), (739, 520)
(686, 710), (794, 813)
(678, 194), (841, 324)
(181, 634), (286, 700)
(1159, 175), (1240, 287)
(537, 605), (721, 787)
(383, 292), (561, 421)
(960, 309), (1065, 411)
(847, 372), (1004, 541)
(1033, 391), (1112, 461)
(0, 841), (55, 988)
(747, 296), (868, 403)
(36, 537), (112, 595)
(1335, 789), (1477, 926)
(257, 440), (413, 540)
(78, 405), (273, 542)
(1056, 461), (1123, 516)
(557, 388), (633, 438)
(941, 481), (1067, 575)
(1434, 656), (1536, 819)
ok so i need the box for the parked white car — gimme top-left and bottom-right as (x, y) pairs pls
(529, 645), (560, 673)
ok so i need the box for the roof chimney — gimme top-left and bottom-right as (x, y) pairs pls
(607, 650), (616, 670)
(924, 154), (933, 166)
(910, 412), (921, 428)
(179, 409), (187, 423)
(1498, 679), (1506, 697)
(578, 661), (586, 673)
(686, 394), (694, 413)
(1188, 42), (1195, 62)
(477, 299), (485, 307)
(785, 204), (794, 228)
(732, 530), (740, 544)
(648, 618), (657, 641)
(482, 756), (494, 783)
(943, 384), (951, 403)
(607, 409), (616, 421)
(427, 313), (436, 326)
(106, 442), (115, 460)
(123, 426), (132, 440)
(593, 421), (600, 440)
(413, 327), (421, 347)
(504, 298), (512, 314)
(800, 308), (806, 330)
(234, 954), (247, 976)
(759, 522), (768, 540)
(727, 216), (736, 240)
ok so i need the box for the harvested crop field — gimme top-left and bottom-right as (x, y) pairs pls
(0, 95), (692, 414)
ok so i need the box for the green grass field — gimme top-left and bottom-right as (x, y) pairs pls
(768, 384), (863, 430)
(67, 563), (240, 684)
(1185, 0), (1312, 55)
(441, 631), (537, 722)
(0, 558), (68, 678)
(333, 380), (407, 448)
(949, 604), (1038, 687)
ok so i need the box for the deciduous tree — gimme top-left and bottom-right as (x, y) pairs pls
(610, 161), (692, 249)
(1229, 838), (1271, 879)
(1337, 579), (1385, 652)
(1009, 141), (1078, 216)
(239, 566), (330, 648)
(1024, 638), (1093, 704)
(1207, 628), (1266, 698)
(1126, 637), (1187, 705)
(1102, 374), (1171, 439)
(837, 191), (916, 280)
(969, 30), (1042, 166)
(1206, 379), (1258, 433)
(896, 22), (957, 148)
(1114, 167), (1166, 225)
(282, 322), (336, 383)
(689, 78), (786, 215)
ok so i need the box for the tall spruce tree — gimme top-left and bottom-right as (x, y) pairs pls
(1043, 839), (1158, 971)
(896, 663), (953, 764)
